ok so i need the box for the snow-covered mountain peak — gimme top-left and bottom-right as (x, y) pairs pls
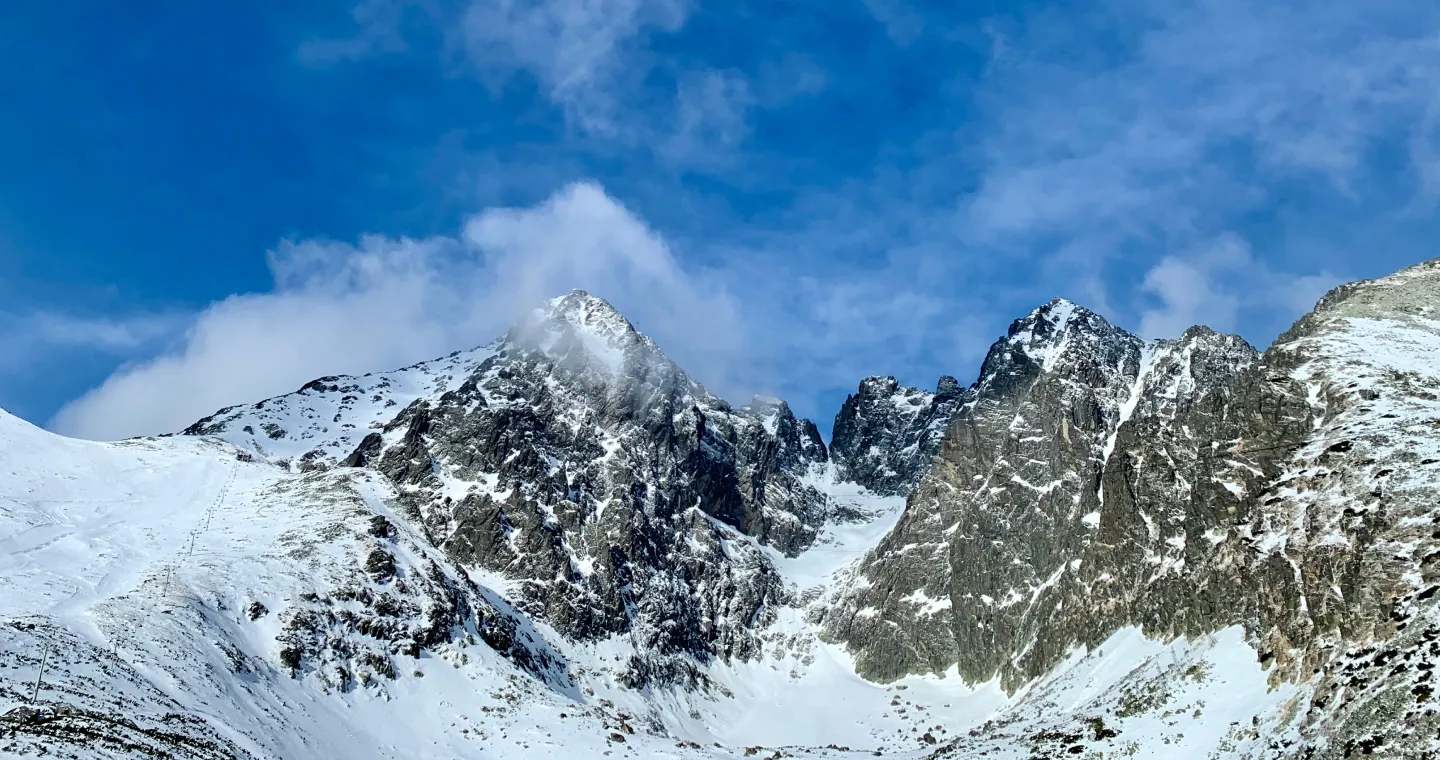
(997, 297), (1134, 374)
(1021, 296), (1086, 331)
(509, 290), (665, 378)
(536, 290), (640, 341)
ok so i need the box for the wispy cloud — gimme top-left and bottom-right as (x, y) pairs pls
(949, 0), (1440, 333)
(47, 179), (1003, 441)
(660, 69), (752, 168)
(298, 0), (414, 65)
(1137, 235), (1341, 340)
(461, 0), (689, 135)
(303, 0), (769, 168)
(0, 311), (186, 375)
(49, 183), (744, 440)
(966, 0), (1440, 238)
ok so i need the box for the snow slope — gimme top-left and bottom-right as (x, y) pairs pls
(0, 407), (1297, 759)
(23, 277), (1416, 758)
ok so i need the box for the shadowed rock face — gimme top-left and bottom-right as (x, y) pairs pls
(185, 290), (830, 685)
(829, 375), (964, 496)
(822, 300), (1322, 686)
(182, 261), (1440, 756)
(821, 261), (1440, 754)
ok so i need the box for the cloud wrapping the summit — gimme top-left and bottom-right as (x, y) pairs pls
(50, 183), (743, 441)
(10, 0), (1440, 441)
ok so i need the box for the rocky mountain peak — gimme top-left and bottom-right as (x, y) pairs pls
(830, 374), (966, 496)
(742, 394), (829, 473)
(970, 297), (1143, 403)
(509, 290), (671, 380)
(18, 259), (1440, 758)
(741, 394), (797, 436)
(856, 375), (903, 395)
(1003, 298), (1087, 365)
(177, 289), (840, 688)
(995, 298), (1137, 369)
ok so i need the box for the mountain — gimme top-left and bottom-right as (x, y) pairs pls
(820, 263), (1440, 756)
(829, 375), (964, 496)
(182, 290), (833, 688)
(4, 262), (1440, 758)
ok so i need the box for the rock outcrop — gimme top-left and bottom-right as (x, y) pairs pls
(819, 263), (1440, 755)
(185, 291), (831, 686)
(829, 375), (963, 496)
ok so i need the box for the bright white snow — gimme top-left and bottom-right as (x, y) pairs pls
(0, 409), (1298, 758)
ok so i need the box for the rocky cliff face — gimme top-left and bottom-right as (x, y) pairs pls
(819, 298), (1317, 686)
(818, 263), (1440, 756)
(829, 375), (963, 496)
(76, 259), (1440, 758)
(184, 291), (831, 687)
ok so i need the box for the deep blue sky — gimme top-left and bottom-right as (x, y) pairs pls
(3, 0), (1440, 439)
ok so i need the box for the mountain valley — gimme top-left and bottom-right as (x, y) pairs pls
(6, 259), (1440, 758)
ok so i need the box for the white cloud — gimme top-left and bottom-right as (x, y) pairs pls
(49, 182), (743, 441)
(0, 311), (187, 375)
(1138, 236), (1341, 340)
(461, 0), (689, 135)
(1138, 243), (1245, 339)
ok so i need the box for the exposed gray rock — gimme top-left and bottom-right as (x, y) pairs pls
(824, 262), (1440, 755)
(175, 260), (1440, 756)
(829, 375), (964, 496)
(822, 298), (1151, 683)
(186, 290), (829, 685)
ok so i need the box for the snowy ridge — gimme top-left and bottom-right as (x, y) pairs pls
(182, 345), (498, 465)
(10, 267), (1440, 758)
(0, 408), (1296, 758)
(829, 376), (963, 496)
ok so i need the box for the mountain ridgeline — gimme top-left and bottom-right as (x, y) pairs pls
(815, 264), (1440, 755)
(187, 265), (1440, 753)
(10, 260), (1440, 758)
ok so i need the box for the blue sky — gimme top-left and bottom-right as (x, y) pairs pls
(3, 0), (1440, 440)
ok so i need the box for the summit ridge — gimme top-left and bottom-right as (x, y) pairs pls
(8, 264), (1440, 758)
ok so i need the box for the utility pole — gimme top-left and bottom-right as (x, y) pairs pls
(30, 643), (48, 704)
